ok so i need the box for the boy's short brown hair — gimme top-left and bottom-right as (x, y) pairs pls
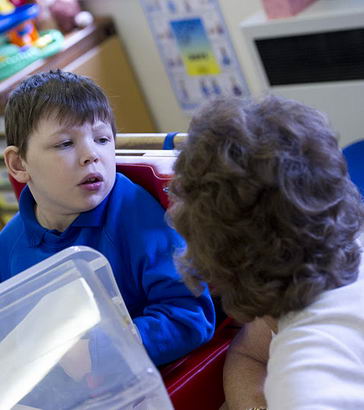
(169, 95), (364, 322)
(5, 69), (116, 158)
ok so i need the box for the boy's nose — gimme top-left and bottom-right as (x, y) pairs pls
(80, 147), (99, 166)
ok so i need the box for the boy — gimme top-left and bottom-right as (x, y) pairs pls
(168, 95), (364, 409)
(0, 69), (215, 366)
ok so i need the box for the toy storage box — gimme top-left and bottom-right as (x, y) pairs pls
(0, 246), (173, 410)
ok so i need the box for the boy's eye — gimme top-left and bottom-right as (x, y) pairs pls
(96, 136), (111, 144)
(55, 140), (73, 149)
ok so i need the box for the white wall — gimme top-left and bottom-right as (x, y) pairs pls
(84, 0), (263, 132)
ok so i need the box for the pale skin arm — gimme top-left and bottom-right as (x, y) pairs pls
(221, 317), (273, 410)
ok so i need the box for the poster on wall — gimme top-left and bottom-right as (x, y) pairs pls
(140, 0), (250, 114)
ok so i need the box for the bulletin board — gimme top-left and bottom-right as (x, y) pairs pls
(140, 0), (249, 114)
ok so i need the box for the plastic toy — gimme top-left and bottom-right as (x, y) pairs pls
(0, 0), (15, 14)
(0, 3), (39, 38)
(7, 18), (39, 46)
(9, 0), (30, 6)
(0, 3), (63, 80)
(0, 29), (63, 80)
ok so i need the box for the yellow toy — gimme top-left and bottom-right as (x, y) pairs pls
(0, 0), (15, 15)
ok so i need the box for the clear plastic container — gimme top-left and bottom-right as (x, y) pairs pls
(0, 246), (174, 410)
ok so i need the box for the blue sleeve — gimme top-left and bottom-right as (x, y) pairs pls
(108, 176), (215, 366)
(133, 240), (215, 365)
(134, 242), (215, 365)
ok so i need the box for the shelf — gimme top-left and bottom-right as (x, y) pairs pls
(0, 17), (116, 113)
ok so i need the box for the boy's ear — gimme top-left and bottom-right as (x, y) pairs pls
(3, 146), (30, 184)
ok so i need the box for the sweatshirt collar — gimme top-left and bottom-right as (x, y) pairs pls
(19, 185), (109, 247)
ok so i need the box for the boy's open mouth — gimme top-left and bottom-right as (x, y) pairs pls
(79, 174), (103, 185)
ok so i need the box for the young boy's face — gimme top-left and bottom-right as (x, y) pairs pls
(21, 114), (116, 228)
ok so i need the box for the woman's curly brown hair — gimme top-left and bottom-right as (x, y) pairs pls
(168, 95), (364, 322)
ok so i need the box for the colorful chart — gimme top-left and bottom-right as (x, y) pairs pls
(140, 0), (249, 114)
(170, 18), (221, 76)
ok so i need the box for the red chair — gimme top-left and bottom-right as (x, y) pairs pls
(8, 154), (240, 410)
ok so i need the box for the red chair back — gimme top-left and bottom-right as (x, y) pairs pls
(115, 155), (175, 209)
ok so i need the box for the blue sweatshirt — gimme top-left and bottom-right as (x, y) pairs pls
(0, 173), (215, 365)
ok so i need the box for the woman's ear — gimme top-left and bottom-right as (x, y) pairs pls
(3, 146), (30, 184)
